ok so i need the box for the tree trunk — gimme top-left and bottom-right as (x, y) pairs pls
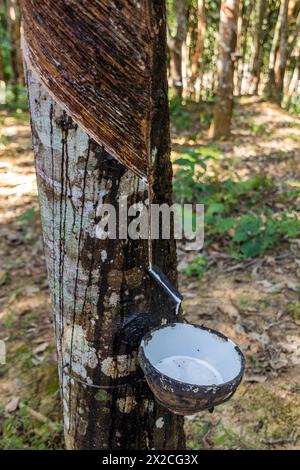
(0, 42), (4, 84)
(190, 0), (205, 101)
(24, 1), (185, 450)
(266, 0), (289, 103)
(273, 0), (290, 103)
(249, 0), (266, 95)
(285, 49), (300, 104)
(235, 0), (254, 95)
(287, 11), (300, 58)
(167, 0), (187, 100)
(209, 0), (239, 139)
(7, 0), (23, 97)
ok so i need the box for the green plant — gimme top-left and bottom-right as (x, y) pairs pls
(173, 145), (219, 202)
(169, 96), (191, 130)
(182, 255), (207, 278)
(250, 122), (267, 136)
(0, 403), (62, 450)
(16, 207), (36, 224)
(288, 301), (300, 321)
(207, 211), (300, 259)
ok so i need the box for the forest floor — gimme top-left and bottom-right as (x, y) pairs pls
(0, 97), (300, 449)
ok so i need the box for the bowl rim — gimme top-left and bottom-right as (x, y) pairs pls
(138, 322), (245, 396)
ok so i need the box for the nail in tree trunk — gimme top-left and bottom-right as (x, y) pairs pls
(167, 0), (187, 100)
(209, 0), (239, 139)
(249, 0), (266, 95)
(24, 1), (185, 450)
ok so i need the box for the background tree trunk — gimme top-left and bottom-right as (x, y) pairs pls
(24, 1), (185, 450)
(286, 48), (300, 104)
(266, 0), (289, 103)
(0, 42), (4, 84)
(167, 0), (187, 100)
(209, 0), (239, 139)
(273, 0), (290, 103)
(235, 0), (254, 95)
(249, 0), (266, 95)
(7, 0), (23, 98)
(190, 0), (205, 101)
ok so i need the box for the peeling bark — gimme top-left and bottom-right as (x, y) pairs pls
(24, 1), (185, 450)
(209, 0), (239, 139)
(21, 0), (167, 180)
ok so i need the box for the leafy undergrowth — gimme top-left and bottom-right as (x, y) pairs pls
(172, 119), (300, 262)
(175, 96), (300, 450)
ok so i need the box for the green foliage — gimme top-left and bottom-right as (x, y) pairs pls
(182, 255), (207, 278)
(207, 211), (300, 259)
(284, 92), (300, 116)
(249, 122), (267, 136)
(173, 145), (220, 201)
(0, 403), (62, 450)
(288, 301), (300, 321)
(0, 86), (28, 111)
(0, 2), (11, 82)
(16, 207), (36, 224)
(173, 149), (300, 261)
(169, 96), (191, 130)
(0, 134), (11, 145)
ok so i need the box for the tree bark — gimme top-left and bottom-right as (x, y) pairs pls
(235, 0), (254, 95)
(285, 48), (300, 104)
(167, 0), (187, 100)
(249, 0), (266, 95)
(273, 0), (290, 103)
(287, 11), (300, 60)
(190, 0), (206, 101)
(24, 1), (185, 450)
(266, 0), (289, 103)
(7, 0), (23, 96)
(209, 0), (239, 139)
(0, 42), (4, 84)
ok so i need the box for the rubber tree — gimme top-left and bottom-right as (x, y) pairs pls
(167, 0), (187, 100)
(235, 0), (254, 96)
(209, 0), (239, 139)
(266, 0), (289, 103)
(249, 0), (266, 95)
(23, 1), (185, 450)
(273, 0), (290, 103)
(8, 0), (23, 97)
(189, 0), (206, 101)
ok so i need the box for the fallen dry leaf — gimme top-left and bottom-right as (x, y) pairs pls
(33, 342), (49, 354)
(5, 396), (20, 413)
(244, 375), (267, 383)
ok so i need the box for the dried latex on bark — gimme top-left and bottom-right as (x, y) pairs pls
(21, 0), (154, 180)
